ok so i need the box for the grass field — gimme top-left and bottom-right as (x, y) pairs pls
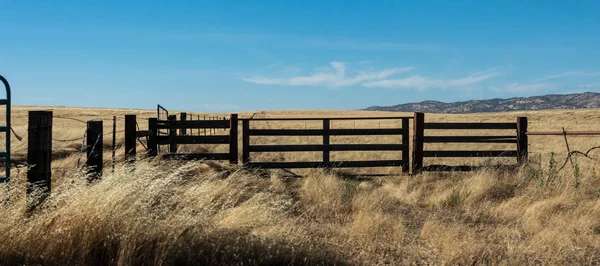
(1, 106), (600, 265)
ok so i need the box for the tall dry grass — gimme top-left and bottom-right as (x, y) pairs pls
(0, 106), (599, 265)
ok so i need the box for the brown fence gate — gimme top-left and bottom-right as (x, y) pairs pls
(241, 117), (411, 174)
(412, 112), (527, 172)
(147, 114), (238, 163)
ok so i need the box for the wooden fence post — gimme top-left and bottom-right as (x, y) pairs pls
(86, 120), (103, 180)
(412, 112), (425, 174)
(229, 114), (238, 164)
(180, 112), (187, 136)
(124, 114), (136, 162)
(242, 119), (250, 164)
(517, 116), (528, 165)
(402, 118), (410, 174)
(323, 119), (330, 164)
(148, 118), (158, 157)
(168, 115), (177, 153)
(27, 111), (52, 205)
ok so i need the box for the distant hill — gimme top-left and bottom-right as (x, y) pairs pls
(364, 92), (600, 113)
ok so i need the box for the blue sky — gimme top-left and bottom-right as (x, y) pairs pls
(1, 0), (600, 112)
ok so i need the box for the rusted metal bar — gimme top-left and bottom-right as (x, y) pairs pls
(562, 127), (575, 169)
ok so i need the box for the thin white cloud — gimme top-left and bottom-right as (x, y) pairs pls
(242, 77), (285, 85)
(363, 69), (499, 90)
(533, 71), (600, 82)
(243, 62), (414, 88)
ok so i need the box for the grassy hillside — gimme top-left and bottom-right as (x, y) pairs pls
(0, 106), (600, 265)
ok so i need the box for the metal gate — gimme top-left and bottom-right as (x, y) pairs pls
(0, 75), (11, 183)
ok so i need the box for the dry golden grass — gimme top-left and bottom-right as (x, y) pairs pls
(0, 106), (600, 265)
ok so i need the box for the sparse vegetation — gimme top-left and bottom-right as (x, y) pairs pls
(0, 106), (599, 265)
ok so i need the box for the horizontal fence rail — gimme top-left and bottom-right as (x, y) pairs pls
(242, 117), (410, 174)
(421, 164), (518, 172)
(156, 120), (231, 129)
(248, 144), (407, 152)
(424, 122), (517, 130)
(162, 153), (231, 160)
(247, 128), (405, 136)
(240, 116), (413, 121)
(156, 135), (230, 145)
(423, 150), (519, 157)
(423, 136), (517, 143)
(246, 160), (405, 169)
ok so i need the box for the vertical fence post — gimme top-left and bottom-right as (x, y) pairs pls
(242, 119), (250, 164)
(412, 112), (425, 174)
(180, 112), (187, 136)
(402, 118), (410, 174)
(168, 115), (177, 153)
(86, 120), (103, 180)
(323, 119), (330, 165)
(229, 114), (239, 164)
(517, 116), (528, 165)
(112, 116), (116, 173)
(124, 115), (136, 162)
(27, 111), (52, 206)
(203, 115), (207, 136)
(148, 118), (158, 157)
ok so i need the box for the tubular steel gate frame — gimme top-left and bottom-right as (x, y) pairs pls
(0, 75), (11, 184)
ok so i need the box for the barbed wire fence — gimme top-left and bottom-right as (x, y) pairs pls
(4, 115), (144, 173)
